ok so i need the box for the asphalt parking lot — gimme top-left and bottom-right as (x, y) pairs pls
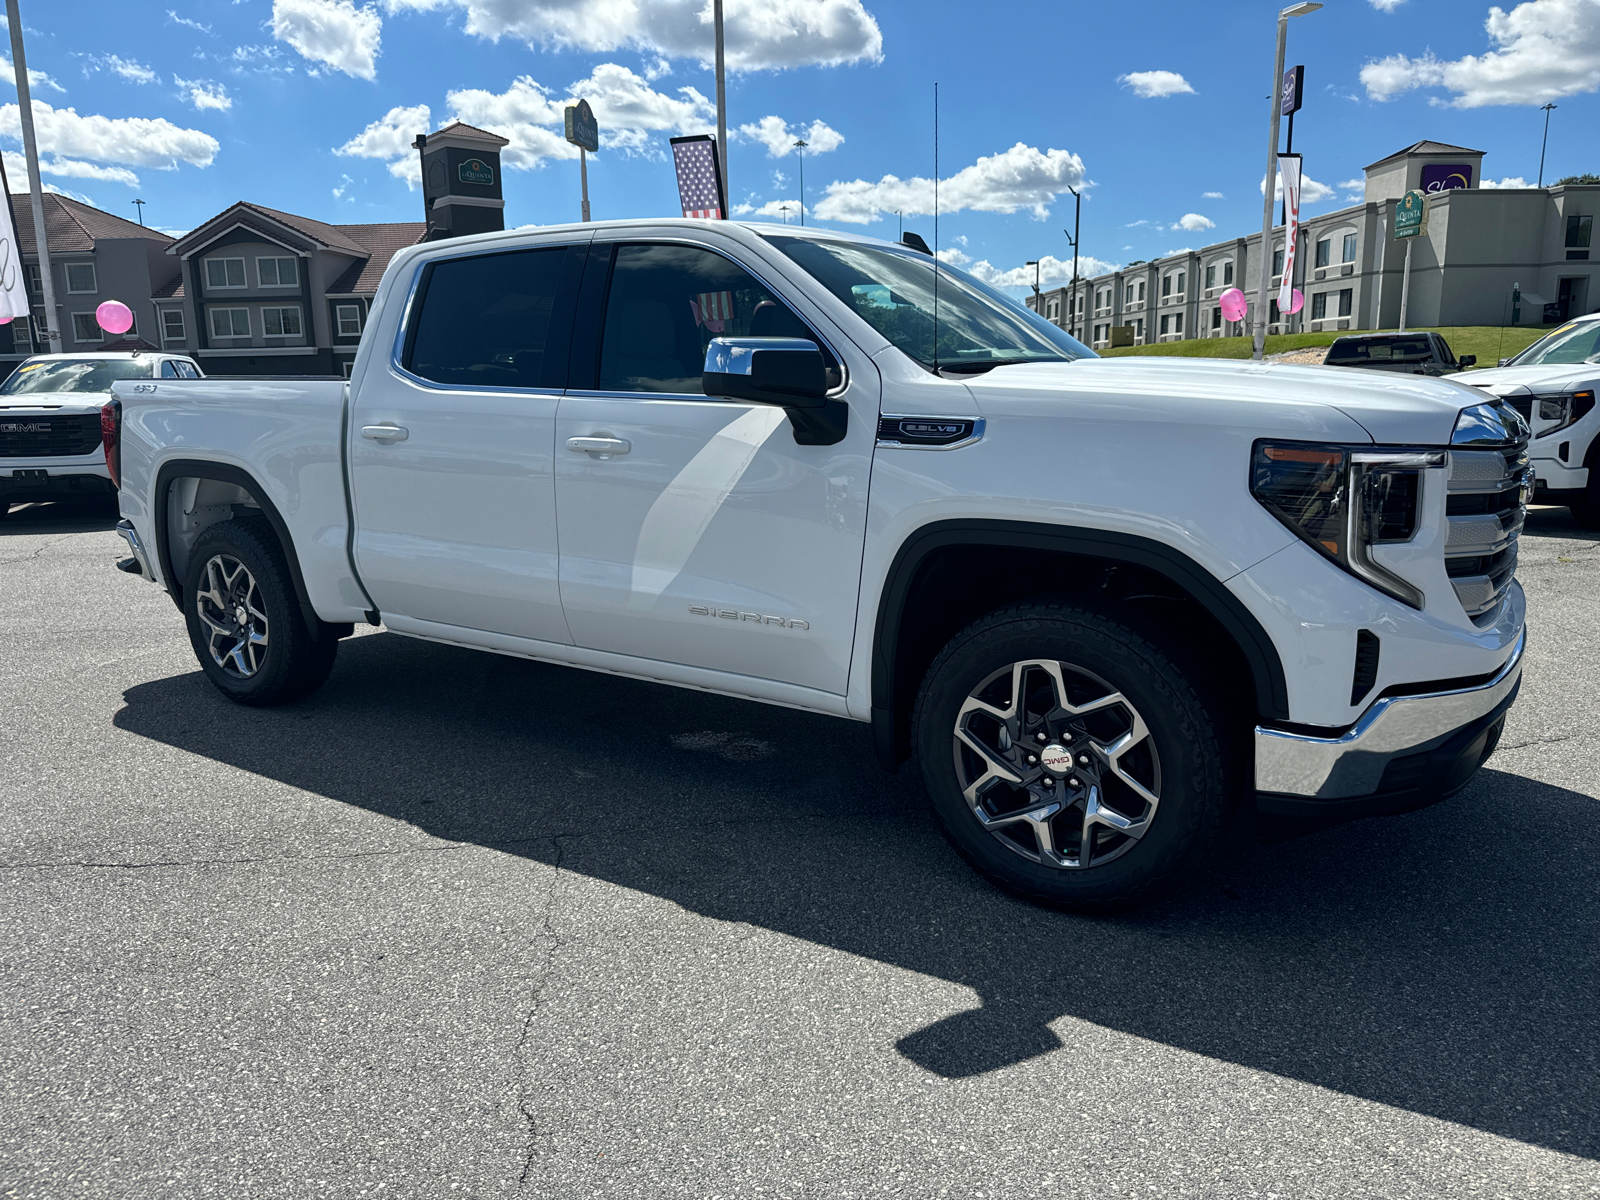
(2, 497), (1597, 1199)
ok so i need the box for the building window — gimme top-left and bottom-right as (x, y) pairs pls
(71, 312), (102, 342)
(341, 360), (355, 380)
(1272, 247), (1285, 278)
(1342, 233), (1358, 263)
(206, 258), (247, 289)
(1269, 299), (1280, 322)
(65, 262), (98, 294)
(1314, 238), (1331, 268)
(1174, 312), (1184, 335)
(1125, 282), (1135, 305)
(1132, 318), (1143, 339)
(1160, 314), (1171, 335)
(210, 307), (250, 338)
(336, 304), (363, 336)
(257, 256), (300, 287)
(1212, 307), (1222, 329)
(1338, 288), (1353, 317)
(1137, 280), (1146, 303)
(1175, 270), (1186, 296)
(25, 263), (42, 296)
(1204, 263), (1216, 290)
(1223, 260), (1234, 286)
(1311, 292), (1328, 319)
(262, 306), (303, 337)
(1161, 273), (1173, 298)
(161, 310), (186, 341)
(1568, 215), (1593, 260)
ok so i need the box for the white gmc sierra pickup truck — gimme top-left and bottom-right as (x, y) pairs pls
(109, 219), (1530, 907)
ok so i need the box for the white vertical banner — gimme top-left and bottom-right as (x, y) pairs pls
(1277, 153), (1302, 317)
(0, 192), (27, 323)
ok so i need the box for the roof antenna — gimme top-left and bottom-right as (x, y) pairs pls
(932, 80), (939, 375)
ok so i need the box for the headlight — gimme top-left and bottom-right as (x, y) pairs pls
(1251, 441), (1446, 608)
(1534, 390), (1594, 435)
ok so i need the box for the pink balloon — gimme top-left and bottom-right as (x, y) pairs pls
(1218, 287), (1247, 323)
(1284, 288), (1305, 316)
(0, 316), (10, 325)
(96, 300), (134, 336)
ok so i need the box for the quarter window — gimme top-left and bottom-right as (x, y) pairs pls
(336, 304), (363, 337)
(206, 258), (247, 289)
(65, 263), (98, 293)
(598, 242), (817, 395)
(160, 360), (180, 378)
(210, 307), (250, 338)
(257, 256), (299, 287)
(404, 245), (569, 389)
(162, 310), (185, 341)
(71, 313), (102, 342)
(262, 306), (303, 337)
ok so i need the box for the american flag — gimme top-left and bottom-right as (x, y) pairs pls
(671, 135), (724, 220)
(691, 291), (733, 333)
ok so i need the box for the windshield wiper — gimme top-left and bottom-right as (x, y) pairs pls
(938, 356), (1059, 375)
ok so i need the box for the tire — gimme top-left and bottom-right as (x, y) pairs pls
(183, 516), (338, 705)
(912, 598), (1241, 911)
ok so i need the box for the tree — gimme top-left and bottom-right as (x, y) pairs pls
(1554, 173), (1600, 186)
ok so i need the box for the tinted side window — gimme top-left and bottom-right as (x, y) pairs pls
(405, 247), (570, 389)
(177, 361), (202, 379)
(596, 243), (823, 395)
(160, 361), (180, 378)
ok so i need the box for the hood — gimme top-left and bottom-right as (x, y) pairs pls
(1445, 362), (1600, 395)
(0, 392), (113, 412)
(968, 356), (1483, 446)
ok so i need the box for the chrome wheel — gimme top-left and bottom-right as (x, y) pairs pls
(195, 553), (270, 679)
(953, 659), (1162, 870)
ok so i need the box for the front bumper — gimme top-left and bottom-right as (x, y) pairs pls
(1254, 627), (1525, 819)
(1, 464), (115, 502)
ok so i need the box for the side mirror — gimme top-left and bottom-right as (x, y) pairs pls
(1458, 354), (1477, 369)
(703, 337), (828, 410)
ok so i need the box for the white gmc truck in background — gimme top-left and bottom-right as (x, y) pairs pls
(109, 219), (1530, 908)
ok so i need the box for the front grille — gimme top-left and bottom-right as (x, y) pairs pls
(1445, 436), (1529, 621)
(1503, 396), (1534, 425)
(0, 414), (102, 458)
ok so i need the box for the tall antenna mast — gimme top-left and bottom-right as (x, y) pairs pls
(933, 81), (939, 373)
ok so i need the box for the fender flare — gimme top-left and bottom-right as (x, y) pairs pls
(151, 458), (319, 630)
(869, 518), (1291, 768)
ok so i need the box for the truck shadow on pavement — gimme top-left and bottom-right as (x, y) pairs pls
(114, 633), (1600, 1161)
(0, 498), (119, 534)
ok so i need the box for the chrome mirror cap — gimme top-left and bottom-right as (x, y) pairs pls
(703, 337), (820, 377)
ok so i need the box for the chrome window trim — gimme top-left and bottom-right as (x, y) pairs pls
(876, 414), (986, 451)
(386, 237), (591, 397)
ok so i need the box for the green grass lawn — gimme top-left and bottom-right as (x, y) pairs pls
(1096, 325), (1550, 368)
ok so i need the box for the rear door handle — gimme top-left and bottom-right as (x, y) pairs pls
(362, 424), (409, 442)
(567, 436), (631, 458)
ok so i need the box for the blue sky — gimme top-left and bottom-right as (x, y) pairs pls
(4, 0), (1596, 293)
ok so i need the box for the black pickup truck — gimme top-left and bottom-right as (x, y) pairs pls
(1323, 331), (1475, 376)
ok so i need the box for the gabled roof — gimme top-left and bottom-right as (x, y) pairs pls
(1365, 140), (1486, 170)
(151, 274), (184, 300)
(6, 192), (173, 257)
(430, 120), (510, 147)
(325, 221), (427, 294)
(167, 200), (372, 258)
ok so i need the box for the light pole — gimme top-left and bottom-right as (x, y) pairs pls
(131, 199), (146, 226)
(713, 0), (728, 211)
(1252, 2), (1322, 361)
(7, 0), (59, 352)
(1537, 103), (1557, 187)
(794, 137), (807, 226)
(1026, 260), (1041, 314)
(1063, 184), (1081, 341)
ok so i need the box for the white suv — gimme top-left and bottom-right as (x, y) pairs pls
(1450, 313), (1600, 526)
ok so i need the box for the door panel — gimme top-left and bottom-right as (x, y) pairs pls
(554, 240), (876, 694)
(348, 241), (585, 643)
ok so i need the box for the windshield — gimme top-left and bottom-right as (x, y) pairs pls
(763, 234), (1094, 372)
(1505, 320), (1600, 367)
(0, 358), (154, 395)
(1326, 336), (1436, 364)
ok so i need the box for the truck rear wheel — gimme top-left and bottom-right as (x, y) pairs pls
(912, 599), (1240, 910)
(182, 517), (338, 706)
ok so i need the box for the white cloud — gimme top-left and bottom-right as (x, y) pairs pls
(1360, 0), (1600, 107)
(1336, 178), (1364, 190)
(333, 172), (354, 200)
(0, 101), (219, 169)
(166, 9), (213, 33)
(1173, 212), (1214, 231)
(1482, 175), (1532, 187)
(1370, 0), (1405, 10)
(944, 250), (1122, 291)
(87, 55), (157, 84)
(1202, 190), (1224, 199)
(175, 77), (232, 111)
(1164, 247), (1194, 257)
(272, 0), (381, 79)
(380, 0), (883, 71)
(737, 115), (843, 157)
(738, 197), (805, 220)
(3, 149), (140, 188)
(813, 142), (1087, 224)
(336, 103), (430, 184)
(1119, 70), (1194, 98)
(0, 56), (64, 94)
(1260, 171), (1337, 203)
(5, 175), (93, 202)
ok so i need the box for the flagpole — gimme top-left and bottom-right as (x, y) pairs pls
(6, 0), (59, 352)
(713, 0), (728, 215)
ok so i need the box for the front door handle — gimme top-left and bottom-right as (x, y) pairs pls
(362, 424), (409, 442)
(567, 435), (631, 458)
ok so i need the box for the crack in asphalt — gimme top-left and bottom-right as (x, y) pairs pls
(1498, 734), (1579, 751)
(0, 534), (82, 566)
(515, 834), (577, 1187)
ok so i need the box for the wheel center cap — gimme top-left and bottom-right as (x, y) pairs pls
(235, 605), (248, 626)
(1040, 743), (1074, 775)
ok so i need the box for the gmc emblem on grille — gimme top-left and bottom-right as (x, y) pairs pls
(0, 423), (48, 433)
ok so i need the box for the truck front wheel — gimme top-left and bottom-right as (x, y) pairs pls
(912, 600), (1240, 910)
(182, 517), (338, 706)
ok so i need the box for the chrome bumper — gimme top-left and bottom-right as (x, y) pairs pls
(115, 518), (156, 583)
(1254, 628), (1525, 800)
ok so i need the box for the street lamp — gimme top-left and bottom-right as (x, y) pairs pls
(1252, 1), (1321, 361)
(1537, 103), (1557, 187)
(794, 137), (807, 227)
(1063, 184), (1081, 341)
(1026, 260), (1041, 313)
